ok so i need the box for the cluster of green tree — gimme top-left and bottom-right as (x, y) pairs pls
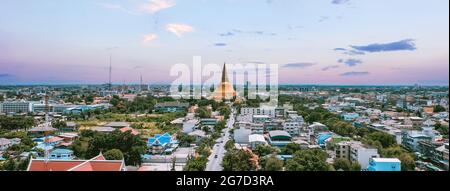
(285, 149), (333, 171)
(259, 155), (284, 171)
(188, 99), (225, 111)
(0, 131), (37, 171)
(435, 122), (449, 139)
(218, 106), (231, 119)
(184, 144), (211, 171)
(69, 130), (146, 166)
(177, 133), (196, 147)
(333, 158), (361, 171)
(254, 144), (280, 156)
(222, 149), (258, 171)
(0, 156), (30, 171)
(434, 105), (447, 113)
(196, 107), (211, 118)
(0, 116), (36, 130)
(110, 95), (157, 114)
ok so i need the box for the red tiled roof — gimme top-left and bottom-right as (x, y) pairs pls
(91, 154), (106, 161)
(45, 137), (64, 143)
(27, 160), (85, 171)
(27, 153), (124, 171)
(119, 127), (140, 136)
(70, 161), (124, 171)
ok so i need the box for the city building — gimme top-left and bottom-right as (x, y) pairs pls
(335, 141), (379, 169)
(268, 130), (292, 147)
(367, 158), (401, 171)
(241, 107), (276, 118)
(342, 113), (360, 121)
(402, 128), (435, 152)
(147, 133), (178, 155)
(252, 115), (271, 124)
(248, 134), (268, 150)
(282, 121), (300, 136)
(48, 149), (75, 160)
(234, 127), (252, 145)
(0, 101), (32, 114)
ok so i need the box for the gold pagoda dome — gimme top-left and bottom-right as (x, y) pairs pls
(211, 63), (236, 101)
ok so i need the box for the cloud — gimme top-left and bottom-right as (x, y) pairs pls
(334, 48), (365, 55)
(143, 34), (158, 43)
(220, 29), (276, 37)
(322, 65), (340, 71)
(350, 39), (417, 53)
(282, 63), (317, 69)
(334, 48), (346, 51)
(338, 59), (363, 67)
(140, 0), (176, 14)
(332, 0), (350, 5)
(165, 23), (194, 37)
(219, 32), (235, 37)
(214, 43), (227, 47)
(340, 71), (369, 76)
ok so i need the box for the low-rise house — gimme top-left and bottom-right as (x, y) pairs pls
(91, 126), (116, 134)
(147, 133), (178, 155)
(105, 122), (130, 129)
(48, 149), (75, 160)
(188, 130), (208, 143)
(248, 134), (268, 150)
(342, 113), (360, 121)
(119, 127), (139, 136)
(367, 158), (401, 171)
(183, 119), (199, 133)
(0, 138), (12, 151)
(63, 122), (78, 132)
(317, 133), (333, 147)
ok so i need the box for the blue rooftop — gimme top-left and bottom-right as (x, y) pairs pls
(317, 133), (333, 146)
(148, 133), (172, 147)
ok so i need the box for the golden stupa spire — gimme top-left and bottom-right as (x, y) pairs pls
(211, 63), (236, 101)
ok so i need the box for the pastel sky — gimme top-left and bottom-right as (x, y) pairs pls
(0, 0), (448, 85)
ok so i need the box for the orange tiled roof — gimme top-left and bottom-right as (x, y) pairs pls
(27, 153), (124, 171)
(119, 127), (140, 135)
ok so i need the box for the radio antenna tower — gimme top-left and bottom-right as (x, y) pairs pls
(108, 54), (112, 90)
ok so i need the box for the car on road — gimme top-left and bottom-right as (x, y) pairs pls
(214, 155), (218, 158)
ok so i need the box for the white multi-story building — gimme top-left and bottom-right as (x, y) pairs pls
(336, 141), (380, 169)
(251, 123), (264, 134)
(282, 121), (300, 136)
(0, 101), (32, 114)
(241, 106), (276, 117)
